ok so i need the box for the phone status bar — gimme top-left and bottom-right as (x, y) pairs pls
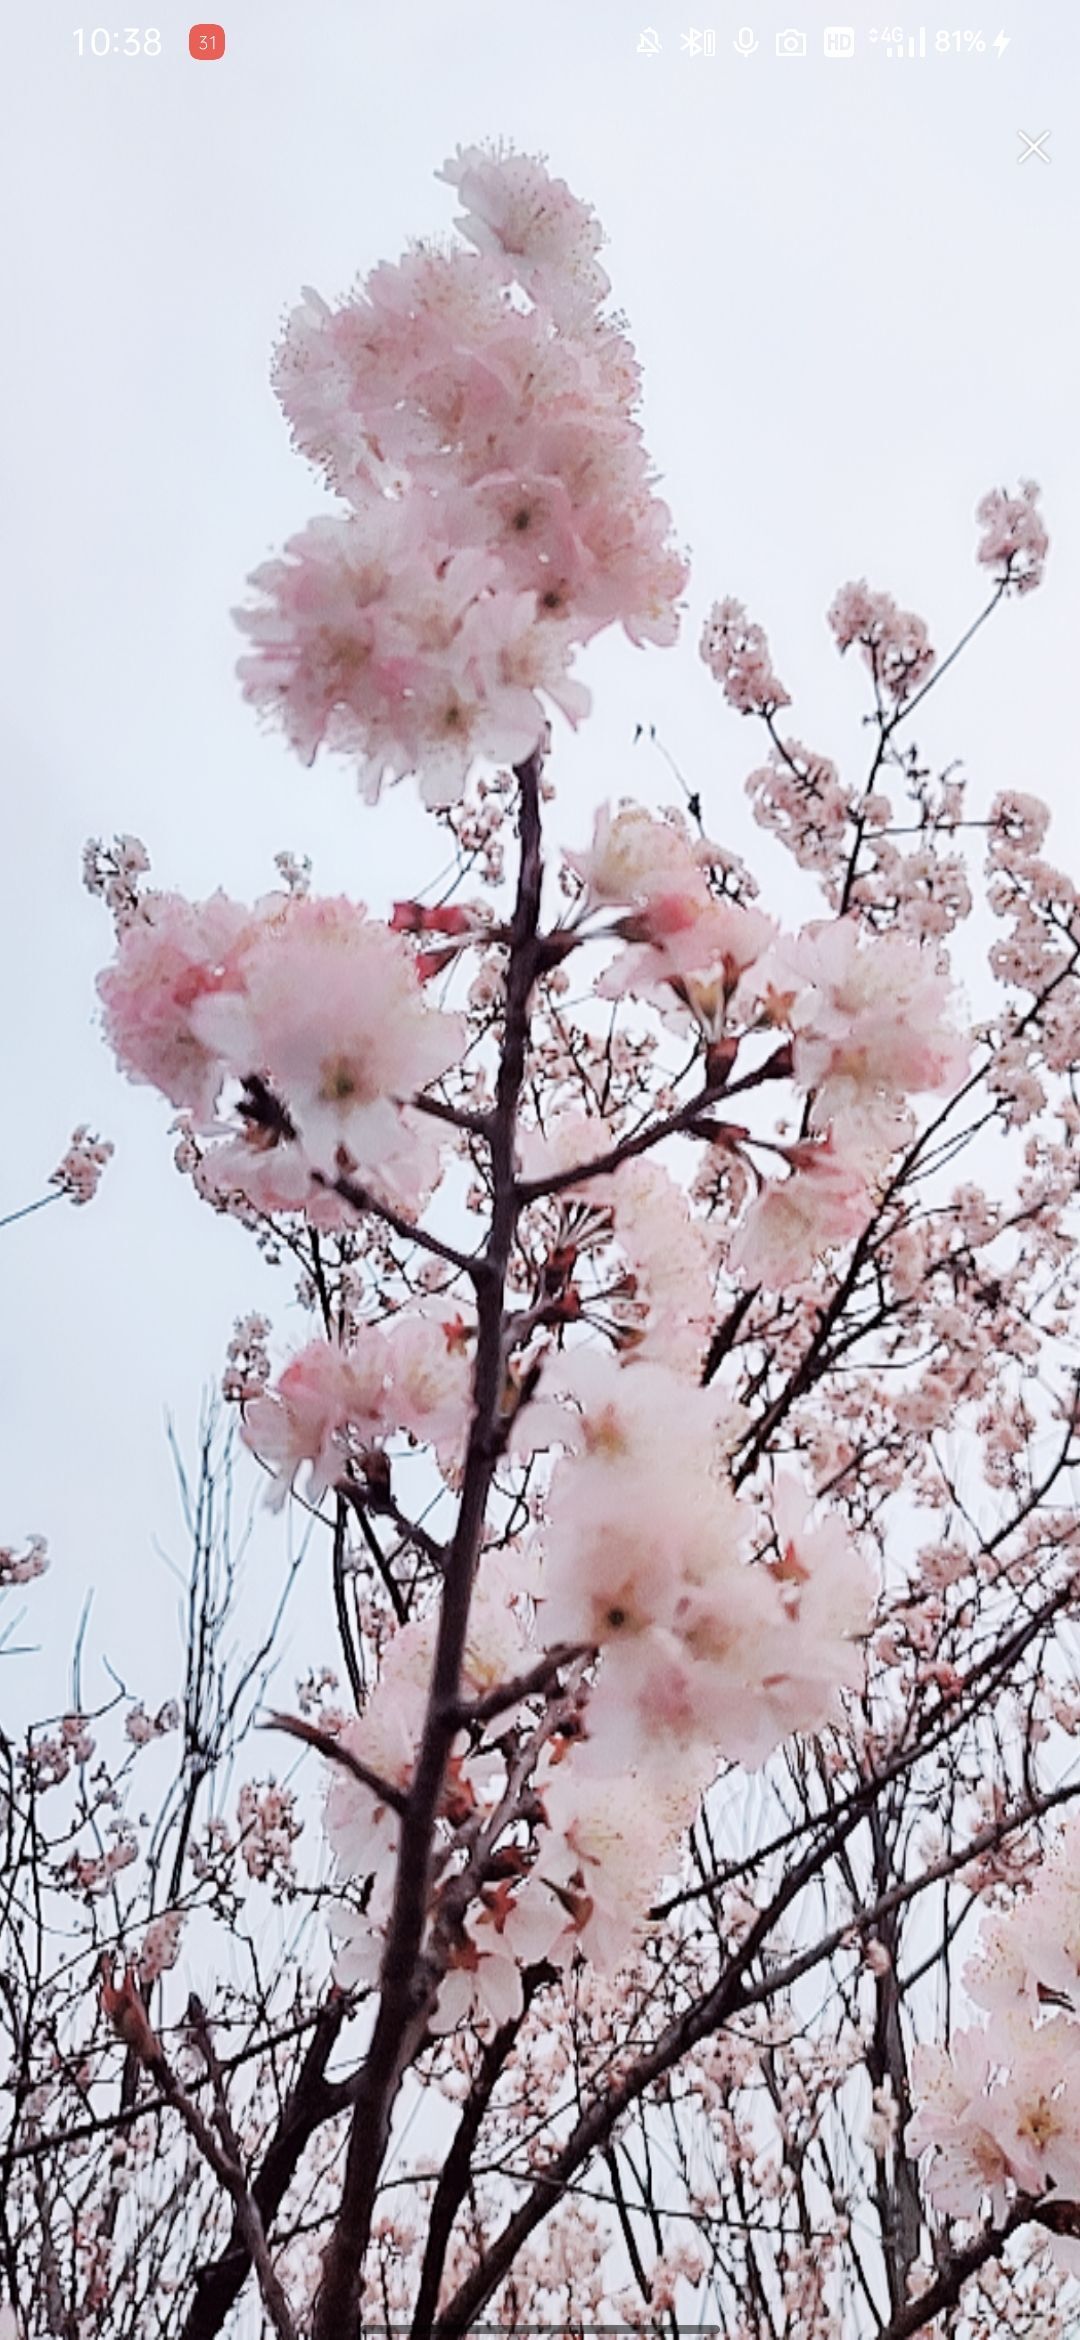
(634, 25), (1013, 61)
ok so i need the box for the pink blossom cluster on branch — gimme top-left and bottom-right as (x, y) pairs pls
(909, 1811), (1080, 2245)
(11, 134), (1076, 2340)
(86, 143), (1055, 2289)
(47, 1125), (114, 1208)
(235, 144), (687, 806)
(97, 889), (464, 1207)
(0, 1533), (48, 1588)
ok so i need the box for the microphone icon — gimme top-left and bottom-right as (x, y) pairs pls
(733, 25), (759, 52)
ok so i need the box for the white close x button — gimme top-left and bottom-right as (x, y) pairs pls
(1017, 129), (1052, 164)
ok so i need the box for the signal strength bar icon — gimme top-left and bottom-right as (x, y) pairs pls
(884, 25), (927, 55)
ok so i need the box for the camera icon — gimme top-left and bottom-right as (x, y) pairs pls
(775, 27), (807, 54)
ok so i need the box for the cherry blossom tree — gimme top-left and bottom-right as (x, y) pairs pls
(5, 143), (1080, 2340)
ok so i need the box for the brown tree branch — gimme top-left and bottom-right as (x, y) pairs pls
(514, 1045), (793, 1205)
(310, 1166), (482, 1281)
(261, 1712), (408, 1817)
(181, 1994), (346, 2340)
(449, 1643), (591, 1728)
(432, 1778), (1080, 2334)
(310, 746), (547, 2340)
(407, 1988), (539, 2340)
(182, 1996), (299, 2340)
(877, 2203), (1027, 2338)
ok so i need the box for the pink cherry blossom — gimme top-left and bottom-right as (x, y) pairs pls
(429, 1745), (706, 2030)
(42, 125), (1080, 2340)
(911, 2012), (1080, 2223)
(526, 1346), (742, 1474)
(745, 740), (851, 887)
(458, 1550), (539, 1704)
(188, 894), (465, 1178)
(605, 1156), (720, 1371)
(827, 580), (935, 703)
(760, 1474), (876, 1734)
(383, 1308), (473, 1466)
(236, 513), (583, 809)
(700, 597), (792, 716)
(82, 829), (151, 930)
(438, 142), (611, 325)
(241, 1334), (392, 1511)
(688, 1622), (804, 1772)
(326, 1690), (422, 1862)
(529, 1759), (702, 1973)
(429, 1937), (530, 2036)
(784, 918), (969, 1137)
(242, 152), (687, 804)
(967, 1811), (1080, 2015)
(535, 1354), (751, 1650)
(191, 1128), (363, 1229)
(578, 1626), (711, 1767)
(242, 1310), (479, 1510)
(976, 479), (1049, 595)
(909, 1802), (1080, 2238)
(563, 801), (704, 911)
(0, 1535), (48, 1589)
(907, 2030), (1012, 2221)
(600, 891), (777, 1027)
(728, 1139), (873, 1289)
(541, 1453), (704, 1651)
(963, 1901), (1042, 2015)
(534, 1354), (871, 1773)
(48, 1125), (114, 1207)
(984, 2016), (1080, 2201)
(137, 1911), (184, 1986)
(97, 888), (253, 1119)
(609, 1570), (789, 1770)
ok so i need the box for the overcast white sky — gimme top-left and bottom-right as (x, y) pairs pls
(2, 0), (1076, 1705)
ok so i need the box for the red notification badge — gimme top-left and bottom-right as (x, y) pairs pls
(189, 23), (226, 58)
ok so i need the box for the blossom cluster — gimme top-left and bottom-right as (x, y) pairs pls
(64, 1829), (138, 1900)
(222, 1310), (273, 1404)
(908, 1810), (1080, 2242)
(302, 1329), (877, 2033)
(323, 1566), (705, 2032)
(48, 1124), (114, 1208)
(46, 136), (1074, 2339)
(22, 1713), (95, 1788)
(699, 596), (792, 716)
(241, 1314), (471, 1509)
(124, 1700), (180, 1746)
(0, 1533), (49, 1588)
(138, 1910), (185, 1985)
(237, 1780), (304, 1887)
(531, 1352), (874, 1770)
(563, 799), (968, 1284)
(827, 580), (936, 704)
(517, 1124), (720, 1373)
(976, 479), (1050, 595)
(96, 884), (464, 1207)
(235, 145), (687, 805)
(700, 485), (1048, 942)
(82, 832), (151, 929)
